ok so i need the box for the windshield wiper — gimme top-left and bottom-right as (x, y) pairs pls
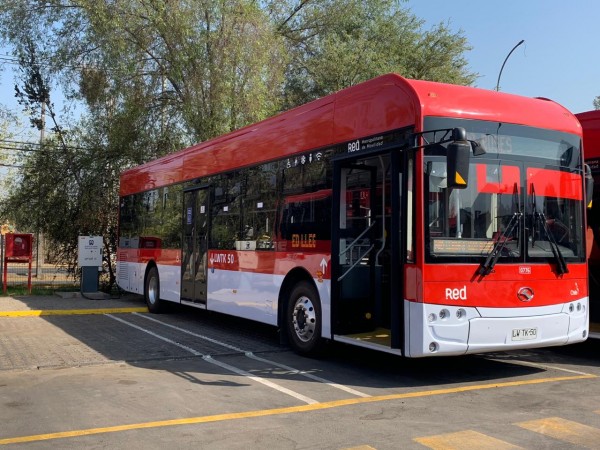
(479, 212), (522, 276)
(479, 182), (521, 276)
(530, 184), (569, 275)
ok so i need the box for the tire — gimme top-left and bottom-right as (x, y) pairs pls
(145, 266), (162, 314)
(286, 281), (323, 355)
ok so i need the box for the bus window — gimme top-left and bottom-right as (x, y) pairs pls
(278, 190), (332, 250)
(211, 175), (241, 250)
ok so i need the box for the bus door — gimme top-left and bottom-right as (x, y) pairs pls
(333, 154), (392, 338)
(181, 186), (210, 305)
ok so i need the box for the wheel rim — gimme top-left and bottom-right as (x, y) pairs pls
(291, 295), (316, 343)
(147, 274), (158, 305)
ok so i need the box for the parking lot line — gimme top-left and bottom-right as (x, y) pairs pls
(106, 314), (319, 405)
(135, 312), (371, 398)
(0, 307), (148, 317)
(515, 417), (600, 448)
(0, 373), (595, 446)
(415, 429), (523, 449)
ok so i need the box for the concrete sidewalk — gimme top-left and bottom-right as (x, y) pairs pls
(0, 292), (146, 312)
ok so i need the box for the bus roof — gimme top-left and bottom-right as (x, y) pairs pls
(121, 73), (581, 196)
(576, 110), (600, 160)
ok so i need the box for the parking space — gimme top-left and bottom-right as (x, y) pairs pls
(1, 294), (599, 448)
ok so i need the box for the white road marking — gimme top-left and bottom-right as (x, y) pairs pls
(106, 314), (318, 404)
(484, 354), (595, 376)
(134, 312), (371, 398)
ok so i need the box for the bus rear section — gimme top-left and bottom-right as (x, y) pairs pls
(576, 110), (600, 338)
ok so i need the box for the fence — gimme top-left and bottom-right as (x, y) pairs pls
(1, 233), (79, 294)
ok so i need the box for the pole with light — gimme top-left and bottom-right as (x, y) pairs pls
(495, 39), (525, 91)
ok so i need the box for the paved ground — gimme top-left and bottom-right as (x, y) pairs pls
(1, 293), (599, 449)
(0, 293), (148, 370)
(0, 292), (144, 312)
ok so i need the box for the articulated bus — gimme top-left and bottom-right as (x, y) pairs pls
(576, 110), (600, 337)
(118, 74), (589, 357)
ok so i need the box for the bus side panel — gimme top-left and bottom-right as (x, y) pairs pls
(158, 263), (181, 302)
(116, 259), (180, 303)
(208, 269), (279, 325)
(116, 260), (144, 295)
(206, 268), (332, 333)
(206, 250), (332, 335)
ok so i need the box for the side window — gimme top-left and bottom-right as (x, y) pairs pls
(278, 150), (333, 250)
(119, 195), (138, 248)
(161, 185), (183, 249)
(279, 190), (332, 244)
(211, 174), (241, 250)
(241, 163), (279, 250)
(141, 189), (161, 237)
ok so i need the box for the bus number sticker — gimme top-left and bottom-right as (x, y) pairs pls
(211, 253), (235, 265)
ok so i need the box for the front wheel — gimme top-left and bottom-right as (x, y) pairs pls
(145, 266), (162, 313)
(286, 281), (323, 355)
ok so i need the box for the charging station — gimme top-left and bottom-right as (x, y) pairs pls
(78, 236), (103, 295)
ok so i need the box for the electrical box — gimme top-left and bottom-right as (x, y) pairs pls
(5, 233), (33, 259)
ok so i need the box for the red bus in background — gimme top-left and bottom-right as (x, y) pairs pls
(576, 110), (600, 337)
(118, 74), (589, 358)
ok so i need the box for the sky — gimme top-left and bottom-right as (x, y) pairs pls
(0, 0), (599, 141)
(406, 0), (599, 114)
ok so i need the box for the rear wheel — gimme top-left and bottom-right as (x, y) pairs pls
(286, 281), (323, 355)
(145, 266), (162, 313)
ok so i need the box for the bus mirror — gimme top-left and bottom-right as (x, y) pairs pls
(585, 164), (594, 209)
(446, 129), (470, 189)
(471, 140), (486, 156)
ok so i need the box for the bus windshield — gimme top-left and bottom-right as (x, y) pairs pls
(424, 118), (585, 265)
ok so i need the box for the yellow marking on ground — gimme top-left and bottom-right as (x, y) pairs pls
(340, 446), (377, 450)
(0, 307), (148, 317)
(0, 373), (595, 445)
(516, 417), (600, 448)
(415, 430), (523, 450)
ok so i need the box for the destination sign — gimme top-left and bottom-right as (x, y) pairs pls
(432, 238), (494, 256)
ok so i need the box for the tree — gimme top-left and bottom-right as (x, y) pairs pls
(594, 96), (600, 110)
(0, 0), (476, 290)
(0, 106), (17, 171)
(274, 0), (476, 108)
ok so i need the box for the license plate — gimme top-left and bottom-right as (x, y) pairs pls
(512, 327), (538, 341)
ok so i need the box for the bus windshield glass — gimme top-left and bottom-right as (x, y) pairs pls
(423, 117), (585, 265)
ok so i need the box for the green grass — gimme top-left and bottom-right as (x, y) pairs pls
(2, 284), (79, 296)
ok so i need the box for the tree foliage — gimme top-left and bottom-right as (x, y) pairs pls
(0, 0), (476, 289)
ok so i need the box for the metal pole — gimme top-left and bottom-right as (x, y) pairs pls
(1, 234), (4, 290)
(495, 40), (525, 92)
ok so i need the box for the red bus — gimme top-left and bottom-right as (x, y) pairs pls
(118, 73), (589, 357)
(576, 110), (600, 338)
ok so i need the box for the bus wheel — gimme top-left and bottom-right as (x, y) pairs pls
(145, 266), (162, 314)
(286, 281), (322, 355)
